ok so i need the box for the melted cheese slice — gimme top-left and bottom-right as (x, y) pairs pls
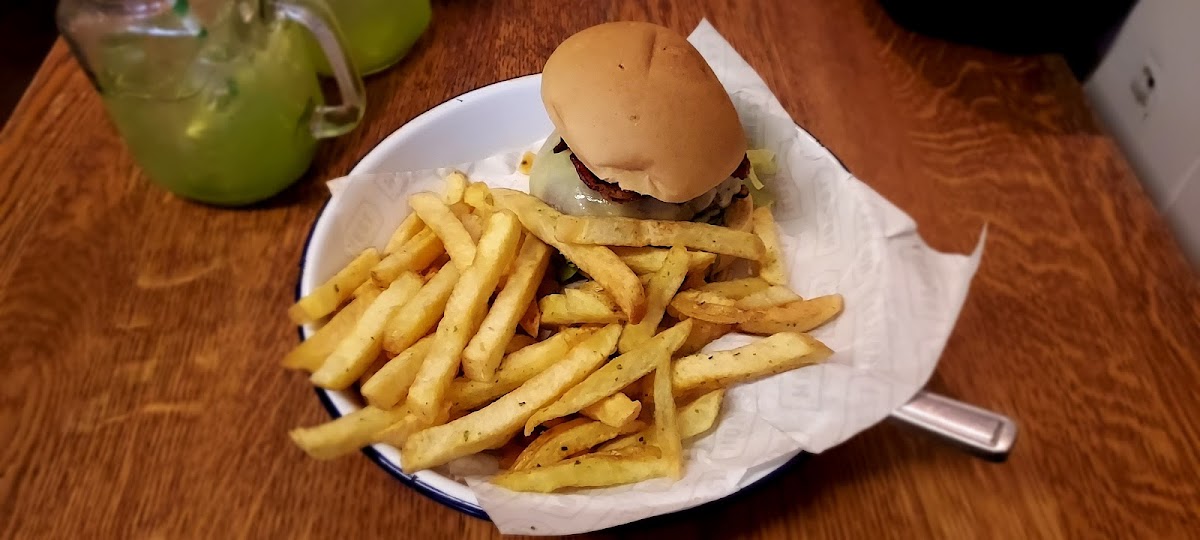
(528, 135), (741, 221)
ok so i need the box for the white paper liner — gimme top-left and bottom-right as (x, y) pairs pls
(314, 19), (984, 535)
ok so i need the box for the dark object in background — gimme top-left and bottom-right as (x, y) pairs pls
(0, 0), (59, 126)
(877, 0), (1136, 79)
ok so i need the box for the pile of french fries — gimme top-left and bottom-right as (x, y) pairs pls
(285, 161), (842, 493)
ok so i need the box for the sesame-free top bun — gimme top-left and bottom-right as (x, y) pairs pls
(541, 21), (747, 203)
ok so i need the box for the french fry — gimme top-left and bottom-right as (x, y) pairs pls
(512, 419), (645, 470)
(381, 265), (459, 354)
(612, 247), (717, 275)
(555, 215), (765, 261)
(570, 280), (607, 295)
(283, 286), (381, 372)
(696, 277), (771, 298)
(723, 194), (755, 231)
(735, 285), (803, 310)
(289, 248), (381, 324)
(580, 392), (642, 428)
(375, 405), (448, 448)
(653, 354), (683, 479)
(492, 188), (646, 322)
(751, 206), (787, 285)
(681, 248), (717, 292)
(443, 171), (468, 205)
(678, 388), (724, 439)
(371, 229), (444, 286)
(401, 324), (622, 472)
(449, 328), (595, 411)
(611, 376), (646, 409)
(408, 192), (477, 271)
(668, 289), (744, 324)
(406, 212), (523, 420)
(518, 300), (540, 337)
(384, 214), (424, 254)
(491, 449), (669, 493)
(619, 246), (689, 353)
(289, 405), (412, 460)
(713, 196), (755, 273)
(464, 182), (494, 219)
(600, 389), (724, 451)
(540, 288), (626, 325)
(352, 279), (382, 299)
(677, 319), (734, 356)
(674, 289), (842, 330)
(310, 273), (423, 390)
(672, 332), (833, 394)
(496, 327), (593, 375)
(505, 334), (537, 354)
(361, 336), (435, 409)
(613, 246), (670, 273)
(524, 320), (693, 434)
(596, 431), (649, 452)
(638, 372), (656, 408)
(460, 213), (484, 242)
(359, 352), (391, 386)
(462, 236), (552, 381)
(593, 445), (663, 459)
(449, 201), (472, 219)
(509, 418), (590, 469)
(736, 295), (844, 334)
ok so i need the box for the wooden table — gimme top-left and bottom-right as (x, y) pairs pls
(3, 1), (1197, 538)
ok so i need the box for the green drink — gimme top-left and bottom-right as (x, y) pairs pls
(319, 0), (432, 75)
(101, 25), (322, 205)
(59, 0), (366, 206)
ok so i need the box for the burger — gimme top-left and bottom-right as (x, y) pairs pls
(529, 21), (754, 226)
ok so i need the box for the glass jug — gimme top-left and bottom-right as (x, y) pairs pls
(318, 0), (432, 75)
(57, 0), (366, 206)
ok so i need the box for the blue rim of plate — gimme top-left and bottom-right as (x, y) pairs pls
(289, 75), (852, 523)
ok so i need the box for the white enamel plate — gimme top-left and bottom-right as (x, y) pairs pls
(296, 75), (809, 519)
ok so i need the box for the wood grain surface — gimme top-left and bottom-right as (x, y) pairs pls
(2, 0), (1198, 538)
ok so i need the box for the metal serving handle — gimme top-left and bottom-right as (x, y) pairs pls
(888, 390), (1018, 462)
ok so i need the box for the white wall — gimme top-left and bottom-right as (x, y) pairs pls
(1085, 0), (1200, 269)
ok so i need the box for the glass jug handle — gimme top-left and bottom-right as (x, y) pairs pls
(269, 0), (365, 138)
